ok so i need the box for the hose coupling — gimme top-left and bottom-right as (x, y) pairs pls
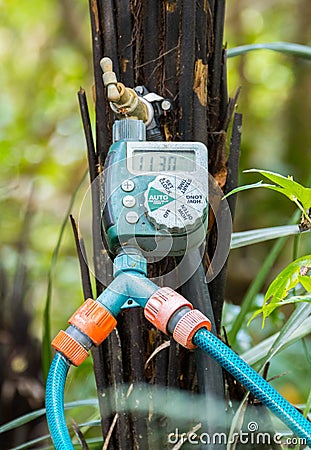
(52, 298), (117, 366)
(144, 287), (211, 349)
(52, 330), (89, 366)
(172, 309), (211, 350)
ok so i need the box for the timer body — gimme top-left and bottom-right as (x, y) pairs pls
(102, 139), (208, 257)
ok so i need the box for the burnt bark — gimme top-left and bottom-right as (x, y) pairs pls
(78, 1), (242, 448)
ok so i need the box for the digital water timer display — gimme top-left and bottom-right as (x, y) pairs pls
(103, 139), (209, 256)
(131, 150), (195, 172)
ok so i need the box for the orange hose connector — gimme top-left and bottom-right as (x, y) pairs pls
(69, 298), (117, 346)
(52, 330), (88, 366)
(173, 309), (211, 349)
(144, 287), (193, 334)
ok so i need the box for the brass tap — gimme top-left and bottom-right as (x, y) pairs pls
(100, 57), (151, 124)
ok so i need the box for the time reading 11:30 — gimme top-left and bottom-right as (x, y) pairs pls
(132, 151), (195, 172)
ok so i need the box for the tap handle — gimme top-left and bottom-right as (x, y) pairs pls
(100, 57), (120, 102)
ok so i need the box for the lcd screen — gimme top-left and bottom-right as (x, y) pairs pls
(131, 150), (195, 172)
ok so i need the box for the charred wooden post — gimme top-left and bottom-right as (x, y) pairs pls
(76, 1), (242, 448)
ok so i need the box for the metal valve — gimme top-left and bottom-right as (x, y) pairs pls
(100, 57), (153, 125)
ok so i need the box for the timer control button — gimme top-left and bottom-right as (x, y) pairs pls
(125, 211), (139, 224)
(121, 179), (135, 192)
(122, 195), (136, 208)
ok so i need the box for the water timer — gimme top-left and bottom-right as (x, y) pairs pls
(102, 120), (208, 257)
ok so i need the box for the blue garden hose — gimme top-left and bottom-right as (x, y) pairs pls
(45, 260), (157, 449)
(193, 327), (311, 447)
(46, 258), (311, 449)
(47, 328), (311, 448)
(46, 352), (74, 450)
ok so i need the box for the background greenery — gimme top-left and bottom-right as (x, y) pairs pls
(225, 0), (311, 302)
(0, 0), (310, 447)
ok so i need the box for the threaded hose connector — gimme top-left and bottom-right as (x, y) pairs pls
(173, 309), (211, 349)
(51, 299), (117, 366)
(52, 330), (88, 366)
(69, 298), (117, 346)
(144, 287), (193, 334)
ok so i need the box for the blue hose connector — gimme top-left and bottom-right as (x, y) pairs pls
(193, 327), (311, 447)
(46, 352), (74, 450)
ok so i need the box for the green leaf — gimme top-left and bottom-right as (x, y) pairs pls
(231, 225), (302, 250)
(228, 209), (301, 344)
(0, 408), (46, 433)
(0, 399), (98, 433)
(242, 304), (311, 366)
(223, 181), (306, 212)
(274, 294), (311, 306)
(246, 308), (262, 326)
(260, 302), (280, 326)
(223, 181), (266, 198)
(245, 169), (311, 210)
(228, 304), (311, 450)
(264, 255), (311, 303)
(262, 302), (311, 366)
(299, 275), (311, 293)
(224, 169), (311, 225)
(254, 183), (301, 204)
(9, 433), (51, 450)
(9, 421), (101, 450)
(227, 42), (311, 61)
(248, 255), (311, 326)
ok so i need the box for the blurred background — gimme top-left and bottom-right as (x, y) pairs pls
(0, 0), (310, 447)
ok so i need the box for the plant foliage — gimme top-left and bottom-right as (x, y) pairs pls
(227, 42), (311, 60)
(248, 255), (311, 326)
(224, 169), (311, 225)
